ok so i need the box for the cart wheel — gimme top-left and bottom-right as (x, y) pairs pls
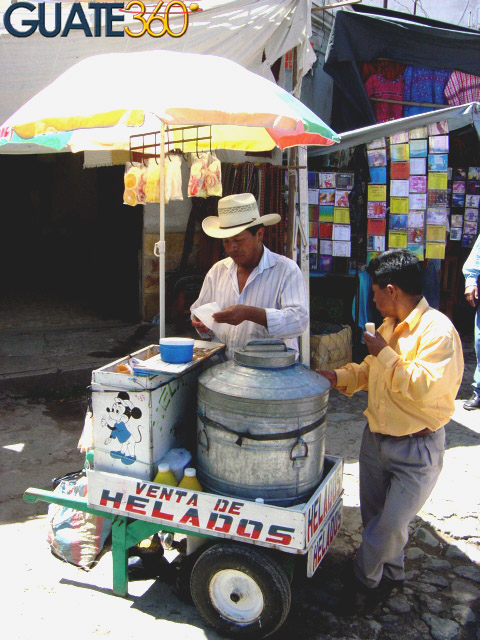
(190, 543), (291, 639)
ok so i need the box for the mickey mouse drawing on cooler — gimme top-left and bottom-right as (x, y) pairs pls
(102, 391), (142, 465)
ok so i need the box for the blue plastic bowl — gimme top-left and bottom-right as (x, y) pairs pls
(160, 338), (194, 364)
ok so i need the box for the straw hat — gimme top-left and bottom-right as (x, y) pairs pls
(202, 193), (281, 239)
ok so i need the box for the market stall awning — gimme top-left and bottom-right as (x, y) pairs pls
(308, 102), (480, 156)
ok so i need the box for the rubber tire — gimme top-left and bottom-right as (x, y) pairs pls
(190, 543), (291, 639)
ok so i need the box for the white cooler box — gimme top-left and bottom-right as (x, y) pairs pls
(91, 342), (224, 481)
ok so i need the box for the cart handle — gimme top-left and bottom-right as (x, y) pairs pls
(23, 487), (115, 520)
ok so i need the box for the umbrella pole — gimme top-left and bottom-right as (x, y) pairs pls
(159, 122), (166, 340)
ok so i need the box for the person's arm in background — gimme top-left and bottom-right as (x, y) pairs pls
(463, 234), (480, 308)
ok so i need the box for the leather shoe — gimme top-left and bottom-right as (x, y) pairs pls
(463, 393), (480, 410)
(335, 574), (404, 616)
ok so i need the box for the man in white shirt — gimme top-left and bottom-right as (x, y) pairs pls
(190, 193), (308, 358)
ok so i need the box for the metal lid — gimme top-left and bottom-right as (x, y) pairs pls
(233, 340), (297, 369)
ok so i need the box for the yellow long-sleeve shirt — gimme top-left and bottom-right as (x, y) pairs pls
(334, 297), (464, 436)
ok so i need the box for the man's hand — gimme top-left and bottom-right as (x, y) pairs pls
(213, 305), (247, 326)
(363, 331), (388, 357)
(317, 369), (337, 389)
(465, 285), (479, 308)
(192, 316), (210, 333)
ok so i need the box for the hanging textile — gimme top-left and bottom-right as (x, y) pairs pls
(179, 196), (221, 273)
(444, 71), (480, 106)
(259, 164), (286, 255)
(364, 73), (404, 123)
(403, 66), (450, 117)
(360, 61), (405, 83)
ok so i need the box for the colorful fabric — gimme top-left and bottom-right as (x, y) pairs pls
(360, 61), (406, 83)
(364, 74), (404, 123)
(335, 297), (464, 435)
(444, 70), (480, 106)
(403, 66), (450, 117)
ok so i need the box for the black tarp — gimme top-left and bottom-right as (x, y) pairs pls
(324, 9), (480, 133)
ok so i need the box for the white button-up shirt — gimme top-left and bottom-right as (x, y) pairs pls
(191, 246), (308, 359)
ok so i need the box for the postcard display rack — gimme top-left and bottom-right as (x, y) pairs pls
(366, 121), (479, 265)
(308, 171), (355, 273)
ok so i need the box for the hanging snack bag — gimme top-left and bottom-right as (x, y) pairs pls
(165, 155), (183, 201)
(145, 159), (161, 203)
(205, 152), (222, 197)
(188, 153), (208, 198)
(123, 162), (147, 206)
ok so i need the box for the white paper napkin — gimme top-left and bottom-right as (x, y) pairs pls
(193, 302), (225, 339)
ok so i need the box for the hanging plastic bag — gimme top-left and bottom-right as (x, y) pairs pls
(204, 152), (222, 197)
(165, 155), (183, 201)
(145, 159), (161, 203)
(123, 162), (147, 206)
(188, 152), (208, 198)
(46, 471), (112, 570)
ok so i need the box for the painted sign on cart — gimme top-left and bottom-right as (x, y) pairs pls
(87, 457), (343, 554)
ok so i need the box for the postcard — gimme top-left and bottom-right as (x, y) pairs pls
(468, 167), (480, 181)
(408, 212), (425, 228)
(367, 219), (386, 235)
(464, 220), (478, 234)
(308, 189), (320, 205)
(449, 227), (462, 241)
(368, 184), (387, 201)
(309, 237), (318, 253)
(309, 222), (318, 237)
(427, 172), (448, 190)
(390, 143), (409, 162)
(429, 135), (449, 153)
(319, 223), (333, 238)
(319, 189), (335, 205)
(308, 172), (317, 188)
(367, 138), (386, 150)
(427, 190), (448, 207)
(389, 214), (408, 231)
(409, 176), (427, 193)
(454, 167), (467, 181)
(453, 181), (466, 194)
(407, 244), (425, 260)
(390, 180), (409, 197)
(319, 173), (337, 189)
(390, 131), (409, 144)
(389, 232), (408, 249)
(333, 224), (351, 241)
(409, 139), (428, 157)
(335, 190), (350, 207)
(409, 193), (427, 210)
(309, 252), (318, 271)
(427, 209), (447, 226)
(409, 126), (428, 140)
(450, 214), (463, 228)
(410, 157), (427, 176)
(467, 181), (480, 194)
(426, 243), (446, 259)
(368, 202), (387, 218)
(465, 194), (480, 208)
(465, 208), (479, 221)
(407, 228), (424, 244)
(318, 206), (334, 222)
(452, 193), (465, 207)
(368, 148), (387, 167)
(426, 225), (446, 242)
(428, 121), (449, 135)
(337, 173), (355, 190)
(462, 235), (476, 248)
(309, 205), (319, 222)
(332, 240), (351, 257)
(367, 251), (381, 265)
(319, 240), (333, 255)
(370, 167), (387, 184)
(428, 154), (448, 172)
(334, 207), (350, 224)
(367, 235), (386, 252)
(390, 162), (410, 180)
(391, 197), (409, 214)
(318, 255), (333, 272)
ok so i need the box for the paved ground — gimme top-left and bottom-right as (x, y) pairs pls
(0, 321), (479, 640)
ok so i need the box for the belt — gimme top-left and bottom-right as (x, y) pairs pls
(382, 427), (435, 439)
